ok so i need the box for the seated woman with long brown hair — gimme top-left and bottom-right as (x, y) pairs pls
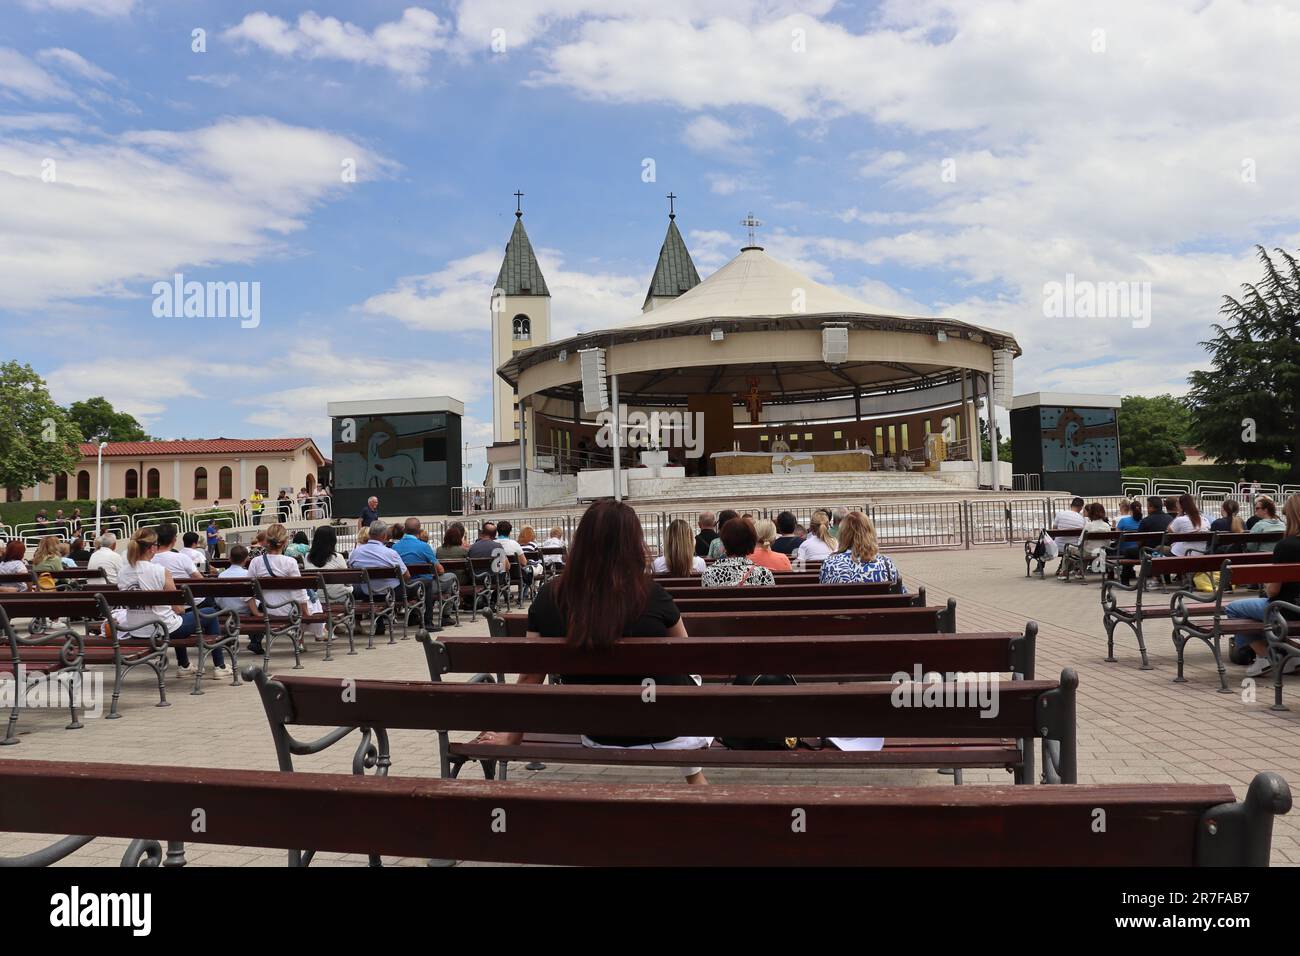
(474, 499), (710, 785)
(652, 518), (707, 575)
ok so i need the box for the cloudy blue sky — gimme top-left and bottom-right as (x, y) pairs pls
(4, 0), (1299, 477)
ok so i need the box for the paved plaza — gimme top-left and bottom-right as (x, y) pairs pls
(4, 543), (1299, 866)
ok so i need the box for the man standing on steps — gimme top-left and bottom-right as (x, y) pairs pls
(249, 489), (264, 526)
(358, 495), (380, 532)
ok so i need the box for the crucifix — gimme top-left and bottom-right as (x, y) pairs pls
(740, 212), (762, 245)
(514, 190), (524, 218)
(736, 376), (771, 424)
(667, 192), (677, 219)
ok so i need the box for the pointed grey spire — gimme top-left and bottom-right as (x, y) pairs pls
(643, 217), (700, 311)
(495, 215), (549, 297)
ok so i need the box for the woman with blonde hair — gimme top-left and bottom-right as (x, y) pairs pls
(652, 518), (706, 576)
(116, 527), (224, 674)
(819, 511), (902, 587)
(794, 513), (834, 563)
(249, 522), (324, 647)
(749, 518), (792, 573)
(31, 536), (63, 575)
(1226, 495), (1300, 676)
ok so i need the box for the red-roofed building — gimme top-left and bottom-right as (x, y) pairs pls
(14, 438), (327, 507)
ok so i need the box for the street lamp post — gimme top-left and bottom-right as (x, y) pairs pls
(94, 440), (108, 537)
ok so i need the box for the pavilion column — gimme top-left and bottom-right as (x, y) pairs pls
(610, 374), (622, 501)
(970, 372), (982, 479)
(985, 371), (1001, 491)
(518, 398), (529, 510)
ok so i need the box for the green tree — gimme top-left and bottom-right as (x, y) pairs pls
(0, 361), (83, 497)
(980, 418), (1012, 462)
(66, 396), (150, 443)
(1117, 394), (1191, 467)
(1187, 246), (1300, 477)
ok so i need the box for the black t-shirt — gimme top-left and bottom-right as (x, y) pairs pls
(694, 529), (719, 558)
(1138, 512), (1174, 534)
(69, 547), (93, 563)
(1272, 536), (1300, 618)
(527, 581), (688, 746)
(771, 535), (801, 555)
(1246, 515), (1261, 531)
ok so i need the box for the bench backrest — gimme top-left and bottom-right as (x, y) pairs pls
(661, 582), (900, 599)
(421, 624), (1036, 680)
(1227, 562), (1300, 588)
(1, 759), (1285, 866)
(490, 599), (957, 638)
(669, 593), (923, 613)
(1145, 552), (1274, 575)
(1214, 531), (1285, 549)
(655, 573), (823, 587)
(249, 666), (1076, 771)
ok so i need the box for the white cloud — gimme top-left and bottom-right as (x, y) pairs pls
(20, 0), (135, 16)
(37, 48), (115, 85)
(0, 47), (77, 102)
(187, 74), (239, 89)
(224, 8), (449, 84)
(0, 116), (395, 309)
(45, 360), (202, 426)
(356, 247), (644, 341)
(682, 115), (751, 158)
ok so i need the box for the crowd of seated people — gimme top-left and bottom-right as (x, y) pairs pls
(1224, 494), (1300, 677)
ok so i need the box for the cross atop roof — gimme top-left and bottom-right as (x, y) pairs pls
(514, 190), (524, 218)
(740, 211), (763, 247)
(667, 192), (677, 219)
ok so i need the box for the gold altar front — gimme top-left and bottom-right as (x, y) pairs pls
(711, 450), (876, 475)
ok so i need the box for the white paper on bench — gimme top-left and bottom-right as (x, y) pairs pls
(828, 737), (885, 751)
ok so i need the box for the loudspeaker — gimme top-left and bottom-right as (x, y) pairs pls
(993, 349), (1014, 406)
(821, 325), (849, 364)
(579, 348), (609, 414)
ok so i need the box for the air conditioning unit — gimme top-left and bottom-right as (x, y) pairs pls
(579, 348), (609, 414)
(992, 349), (1014, 406)
(821, 325), (849, 364)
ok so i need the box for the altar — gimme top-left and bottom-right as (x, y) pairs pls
(711, 449), (876, 475)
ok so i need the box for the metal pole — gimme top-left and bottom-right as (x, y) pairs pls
(986, 372), (1001, 492)
(610, 374), (622, 501)
(94, 441), (107, 537)
(518, 402), (528, 511)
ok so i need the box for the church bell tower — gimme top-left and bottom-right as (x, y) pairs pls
(491, 192), (551, 444)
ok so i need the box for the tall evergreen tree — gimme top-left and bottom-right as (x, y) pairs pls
(1187, 246), (1300, 477)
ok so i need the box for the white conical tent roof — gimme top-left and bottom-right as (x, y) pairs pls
(619, 246), (894, 329)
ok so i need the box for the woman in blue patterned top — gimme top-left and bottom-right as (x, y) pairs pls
(818, 511), (903, 590)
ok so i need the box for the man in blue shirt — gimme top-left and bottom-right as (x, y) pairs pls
(347, 521), (410, 637)
(392, 517), (455, 629)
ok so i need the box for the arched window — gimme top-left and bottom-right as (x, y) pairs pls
(194, 467), (208, 500)
(146, 469), (160, 498)
(54, 473), (68, 500)
(255, 466), (269, 493)
(512, 314), (531, 340)
(76, 470), (91, 500)
(218, 466), (233, 499)
(125, 469), (138, 498)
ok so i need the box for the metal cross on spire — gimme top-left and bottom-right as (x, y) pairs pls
(667, 192), (677, 219)
(740, 211), (763, 246)
(514, 190), (524, 218)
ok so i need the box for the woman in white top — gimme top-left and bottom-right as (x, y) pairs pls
(0, 539), (30, 591)
(303, 525), (351, 603)
(794, 514), (835, 563)
(116, 527), (225, 673)
(1167, 493), (1209, 557)
(652, 519), (707, 575)
(251, 523), (324, 643)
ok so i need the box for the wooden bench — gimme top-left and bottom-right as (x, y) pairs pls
(1211, 530), (1285, 553)
(656, 572), (824, 587)
(489, 599), (958, 639)
(1171, 562), (1300, 693)
(1261, 595), (1300, 712)
(316, 568), (398, 647)
(1057, 530), (1124, 582)
(245, 663), (1077, 788)
(45, 567), (110, 588)
(0, 597), (97, 743)
(0, 759), (1287, 867)
(1024, 528), (1083, 577)
(661, 581), (903, 600)
(420, 623), (1037, 686)
(1102, 552), (1276, 669)
(669, 592), (924, 614)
